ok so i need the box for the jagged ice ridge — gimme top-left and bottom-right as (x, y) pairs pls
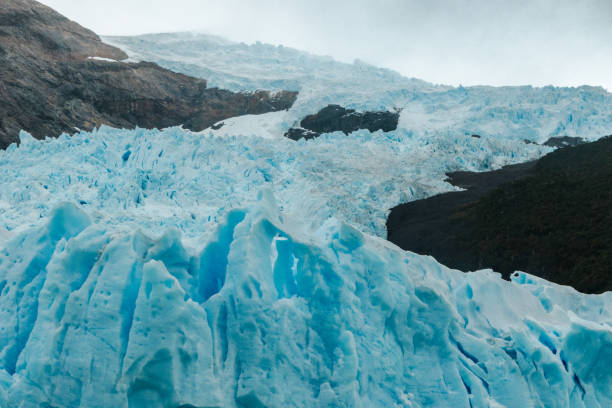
(0, 192), (611, 407)
(0, 127), (610, 407)
(0, 125), (547, 239)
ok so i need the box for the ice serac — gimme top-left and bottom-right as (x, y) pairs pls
(0, 193), (610, 407)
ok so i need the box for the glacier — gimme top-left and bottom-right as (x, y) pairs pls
(0, 30), (611, 408)
(0, 127), (611, 407)
(106, 32), (612, 143)
(0, 189), (611, 407)
(0, 126), (547, 239)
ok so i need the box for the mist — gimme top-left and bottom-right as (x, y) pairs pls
(40, 0), (612, 91)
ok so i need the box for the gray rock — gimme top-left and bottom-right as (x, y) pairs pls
(0, 0), (297, 149)
(284, 104), (399, 141)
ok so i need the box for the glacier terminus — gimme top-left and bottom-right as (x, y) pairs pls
(0, 17), (611, 408)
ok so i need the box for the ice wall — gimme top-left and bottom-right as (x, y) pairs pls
(0, 194), (610, 407)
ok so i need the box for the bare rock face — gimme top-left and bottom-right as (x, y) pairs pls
(0, 0), (297, 149)
(0, 0), (128, 61)
(284, 105), (399, 141)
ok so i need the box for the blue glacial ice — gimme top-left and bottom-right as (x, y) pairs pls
(0, 125), (548, 239)
(0, 190), (610, 407)
(0, 127), (611, 407)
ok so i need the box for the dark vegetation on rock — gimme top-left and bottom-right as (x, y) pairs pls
(0, 0), (297, 149)
(387, 136), (612, 294)
(542, 136), (587, 148)
(285, 104), (399, 141)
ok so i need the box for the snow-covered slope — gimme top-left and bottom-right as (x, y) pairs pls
(106, 32), (612, 142)
(105, 33), (433, 95)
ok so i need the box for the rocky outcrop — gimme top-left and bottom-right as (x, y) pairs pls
(284, 127), (320, 141)
(387, 136), (612, 294)
(285, 104), (399, 141)
(0, 0), (297, 149)
(542, 136), (587, 148)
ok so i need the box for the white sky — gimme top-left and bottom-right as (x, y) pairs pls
(40, 0), (612, 91)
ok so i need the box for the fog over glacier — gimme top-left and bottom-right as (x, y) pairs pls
(40, 0), (612, 91)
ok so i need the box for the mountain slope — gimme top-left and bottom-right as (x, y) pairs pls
(387, 136), (612, 294)
(0, 0), (127, 61)
(0, 0), (296, 149)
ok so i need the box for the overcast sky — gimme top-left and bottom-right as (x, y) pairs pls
(40, 0), (612, 91)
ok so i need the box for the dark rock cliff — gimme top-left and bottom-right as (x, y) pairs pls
(0, 0), (297, 149)
(387, 136), (612, 294)
(285, 104), (399, 141)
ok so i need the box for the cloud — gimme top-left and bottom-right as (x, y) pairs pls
(40, 0), (612, 90)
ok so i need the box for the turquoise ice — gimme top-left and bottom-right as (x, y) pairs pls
(0, 191), (610, 407)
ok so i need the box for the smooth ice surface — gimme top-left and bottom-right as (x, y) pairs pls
(0, 193), (611, 408)
(106, 32), (612, 143)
